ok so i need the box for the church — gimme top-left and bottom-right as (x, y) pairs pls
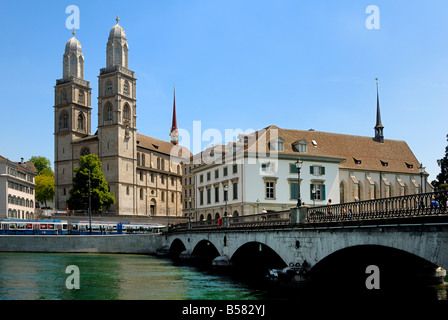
(54, 17), (188, 216)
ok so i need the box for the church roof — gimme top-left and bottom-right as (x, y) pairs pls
(137, 133), (191, 159)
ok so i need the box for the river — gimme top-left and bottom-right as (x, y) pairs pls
(0, 252), (446, 301)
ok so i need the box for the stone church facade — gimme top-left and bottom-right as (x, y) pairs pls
(54, 19), (187, 216)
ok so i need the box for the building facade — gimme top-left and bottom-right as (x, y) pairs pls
(0, 156), (37, 219)
(190, 85), (431, 220)
(54, 19), (188, 216)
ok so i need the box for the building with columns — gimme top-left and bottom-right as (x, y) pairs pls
(54, 19), (189, 216)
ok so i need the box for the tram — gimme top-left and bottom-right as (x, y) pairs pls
(0, 219), (164, 235)
(0, 219), (69, 235)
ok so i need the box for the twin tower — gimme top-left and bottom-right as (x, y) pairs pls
(53, 18), (139, 212)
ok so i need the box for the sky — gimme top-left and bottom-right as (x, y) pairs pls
(0, 0), (447, 181)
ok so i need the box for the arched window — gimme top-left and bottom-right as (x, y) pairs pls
(104, 103), (113, 122)
(78, 90), (84, 103)
(140, 188), (144, 200)
(123, 104), (131, 122)
(59, 111), (69, 131)
(77, 113), (84, 131)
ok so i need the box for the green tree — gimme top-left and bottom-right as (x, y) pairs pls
(67, 154), (115, 212)
(29, 156), (54, 177)
(35, 174), (55, 208)
(432, 134), (448, 191)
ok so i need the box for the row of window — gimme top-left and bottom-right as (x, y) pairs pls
(135, 187), (177, 203)
(8, 195), (34, 208)
(7, 167), (33, 183)
(199, 182), (238, 205)
(104, 80), (130, 96)
(138, 171), (179, 186)
(8, 181), (34, 194)
(60, 89), (85, 104)
(136, 153), (180, 174)
(7, 209), (33, 219)
(199, 165), (238, 183)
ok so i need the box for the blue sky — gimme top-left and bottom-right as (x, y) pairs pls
(0, 0), (447, 181)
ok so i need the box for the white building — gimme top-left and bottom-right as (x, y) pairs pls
(0, 156), (37, 219)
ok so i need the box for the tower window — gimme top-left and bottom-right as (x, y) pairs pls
(77, 113), (84, 131)
(59, 111), (69, 131)
(123, 81), (129, 95)
(106, 81), (112, 95)
(123, 104), (131, 122)
(78, 90), (84, 103)
(104, 103), (113, 122)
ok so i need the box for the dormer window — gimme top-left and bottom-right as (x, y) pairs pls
(269, 137), (284, 151)
(405, 162), (414, 169)
(292, 139), (308, 153)
(354, 158), (362, 165)
(381, 160), (388, 167)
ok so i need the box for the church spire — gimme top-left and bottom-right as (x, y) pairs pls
(170, 85), (179, 145)
(374, 78), (384, 143)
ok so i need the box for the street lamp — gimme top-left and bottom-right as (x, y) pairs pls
(256, 198), (260, 214)
(419, 162), (426, 193)
(312, 186), (316, 207)
(295, 159), (303, 207)
(224, 184), (229, 216)
(188, 197), (192, 222)
(88, 169), (92, 235)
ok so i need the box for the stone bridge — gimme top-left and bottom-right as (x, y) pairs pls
(161, 191), (448, 290)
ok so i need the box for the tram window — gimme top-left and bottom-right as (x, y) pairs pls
(48, 224), (54, 229)
(40, 224), (46, 229)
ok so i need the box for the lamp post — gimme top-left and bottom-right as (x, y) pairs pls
(188, 197), (192, 222)
(295, 159), (303, 207)
(419, 162), (426, 193)
(88, 169), (92, 235)
(312, 186), (316, 207)
(256, 198), (260, 214)
(224, 184), (229, 216)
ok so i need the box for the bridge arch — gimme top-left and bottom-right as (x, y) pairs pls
(308, 244), (442, 290)
(230, 241), (287, 278)
(191, 239), (220, 265)
(169, 238), (187, 257)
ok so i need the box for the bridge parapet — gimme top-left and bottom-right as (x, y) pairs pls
(167, 191), (448, 234)
(307, 191), (448, 223)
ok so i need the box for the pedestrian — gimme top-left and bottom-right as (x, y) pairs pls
(430, 196), (440, 213)
(327, 199), (333, 218)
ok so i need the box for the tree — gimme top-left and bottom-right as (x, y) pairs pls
(29, 156), (55, 208)
(35, 174), (55, 207)
(29, 156), (54, 177)
(432, 134), (448, 191)
(67, 154), (115, 213)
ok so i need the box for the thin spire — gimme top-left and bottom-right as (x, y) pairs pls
(116, 15), (120, 24)
(170, 85), (179, 145)
(374, 78), (384, 143)
(72, 28), (76, 37)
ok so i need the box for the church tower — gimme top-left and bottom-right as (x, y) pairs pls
(54, 30), (92, 209)
(97, 17), (137, 214)
(373, 78), (384, 143)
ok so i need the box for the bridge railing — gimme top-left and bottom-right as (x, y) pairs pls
(167, 210), (291, 232)
(306, 191), (448, 223)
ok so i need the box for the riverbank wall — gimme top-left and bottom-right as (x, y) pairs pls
(0, 234), (163, 254)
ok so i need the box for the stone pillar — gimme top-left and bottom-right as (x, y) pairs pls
(290, 207), (307, 224)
